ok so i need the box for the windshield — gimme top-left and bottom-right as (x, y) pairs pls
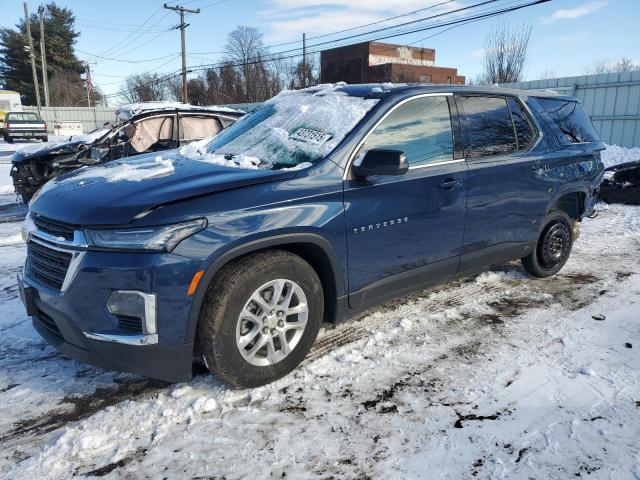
(197, 85), (379, 169)
(7, 112), (39, 121)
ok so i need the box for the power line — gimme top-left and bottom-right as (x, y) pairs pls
(96, 9), (169, 58)
(264, 0), (459, 50)
(77, 49), (180, 63)
(183, 0), (539, 72)
(103, 0), (550, 99)
(177, 0), (505, 69)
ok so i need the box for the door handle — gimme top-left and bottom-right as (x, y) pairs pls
(439, 178), (464, 190)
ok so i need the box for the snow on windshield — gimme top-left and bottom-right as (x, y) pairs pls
(180, 84), (379, 170)
(179, 138), (261, 169)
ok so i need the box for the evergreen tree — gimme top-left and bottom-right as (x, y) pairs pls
(0, 3), (85, 105)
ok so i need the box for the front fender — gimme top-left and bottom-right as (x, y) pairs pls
(181, 231), (345, 346)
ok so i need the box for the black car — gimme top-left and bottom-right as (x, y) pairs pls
(3, 111), (48, 143)
(599, 160), (640, 205)
(9, 105), (244, 201)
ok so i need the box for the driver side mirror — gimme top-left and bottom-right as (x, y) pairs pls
(352, 149), (408, 178)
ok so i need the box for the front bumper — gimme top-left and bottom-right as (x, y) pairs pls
(18, 245), (202, 383)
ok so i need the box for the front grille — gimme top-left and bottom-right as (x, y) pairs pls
(115, 314), (143, 333)
(32, 215), (76, 241)
(35, 308), (62, 337)
(27, 241), (72, 290)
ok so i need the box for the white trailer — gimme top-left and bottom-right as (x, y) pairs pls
(0, 91), (22, 133)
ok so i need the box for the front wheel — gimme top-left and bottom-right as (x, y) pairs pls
(522, 211), (574, 278)
(197, 250), (323, 388)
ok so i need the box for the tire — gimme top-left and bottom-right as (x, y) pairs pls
(197, 250), (323, 388)
(522, 211), (574, 278)
(5, 136), (13, 144)
(42, 136), (48, 142)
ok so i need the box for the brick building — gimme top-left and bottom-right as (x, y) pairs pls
(320, 41), (465, 85)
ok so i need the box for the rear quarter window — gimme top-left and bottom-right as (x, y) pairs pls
(458, 96), (517, 159)
(536, 98), (600, 144)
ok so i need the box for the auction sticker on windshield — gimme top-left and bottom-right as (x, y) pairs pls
(289, 128), (332, 146)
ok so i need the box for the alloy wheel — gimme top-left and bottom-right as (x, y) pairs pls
(235, 279), (309, 367)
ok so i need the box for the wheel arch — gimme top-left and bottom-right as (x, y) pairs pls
(549, 190), (587, 220)
(184, 233), (345, 346)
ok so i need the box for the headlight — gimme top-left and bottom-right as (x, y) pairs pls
(85, 218), (207, 252)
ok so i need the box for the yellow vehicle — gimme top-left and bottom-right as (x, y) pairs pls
(0, 90), (22, 133)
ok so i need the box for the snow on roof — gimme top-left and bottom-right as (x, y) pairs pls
(115, 102), (244, 121)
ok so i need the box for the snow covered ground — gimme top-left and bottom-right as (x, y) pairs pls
(0, 202), (638, 479)
(0, 138), (638, 478)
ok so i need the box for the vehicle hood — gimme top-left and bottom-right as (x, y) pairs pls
(29, 150), (298, 226)
(10, 139), (85, 164)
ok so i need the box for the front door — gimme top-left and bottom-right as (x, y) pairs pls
(343, 94), (468, 309)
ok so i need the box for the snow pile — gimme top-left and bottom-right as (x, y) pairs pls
(179, 138), (261, 169)
(185, 84), (378, 170)
(71, 155), (175, 185)
(116, 102), (243, 121)
(601, 144), (640, 168)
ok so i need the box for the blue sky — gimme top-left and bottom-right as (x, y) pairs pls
(2, 0), (639, 102)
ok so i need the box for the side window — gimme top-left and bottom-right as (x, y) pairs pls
(507, 98), (535, 150)
(129, 116), (174, 153)
(179, 115), (223, 141)
(358, 96), (453, 167)
(459, 96), (517, 158)
(536, 98), (600, 144)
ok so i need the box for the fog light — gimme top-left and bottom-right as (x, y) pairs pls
(106, 290), (157, 336)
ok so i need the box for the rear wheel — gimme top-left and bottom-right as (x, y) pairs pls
(522, 211), (574, 278)
(5, 136), (13, 144)
(197, 250), (323, 388)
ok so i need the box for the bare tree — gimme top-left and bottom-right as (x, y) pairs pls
(222, 26), (283, 103)
(164, 75), (183, 102)
(536, 68), (558, 80)
(481, 21), (531, 84)
(49, 69), (101, 106)
(287, 54), (320, 89)
(118, 73), (167, 103)
(587, 57), (640, 74)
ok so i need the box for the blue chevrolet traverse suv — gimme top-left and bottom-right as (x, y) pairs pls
(18, 84), (604, 388)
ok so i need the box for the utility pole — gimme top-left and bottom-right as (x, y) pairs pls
(38, 5), (50, 107)
(302, 33), (306, 89)
(164, 3), (200, 104)
(84, 62), (92, 107)
(24, 2), (41, 115)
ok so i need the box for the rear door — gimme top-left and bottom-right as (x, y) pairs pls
(456, 95), (551, 272)
(343, 94), (468, 308)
